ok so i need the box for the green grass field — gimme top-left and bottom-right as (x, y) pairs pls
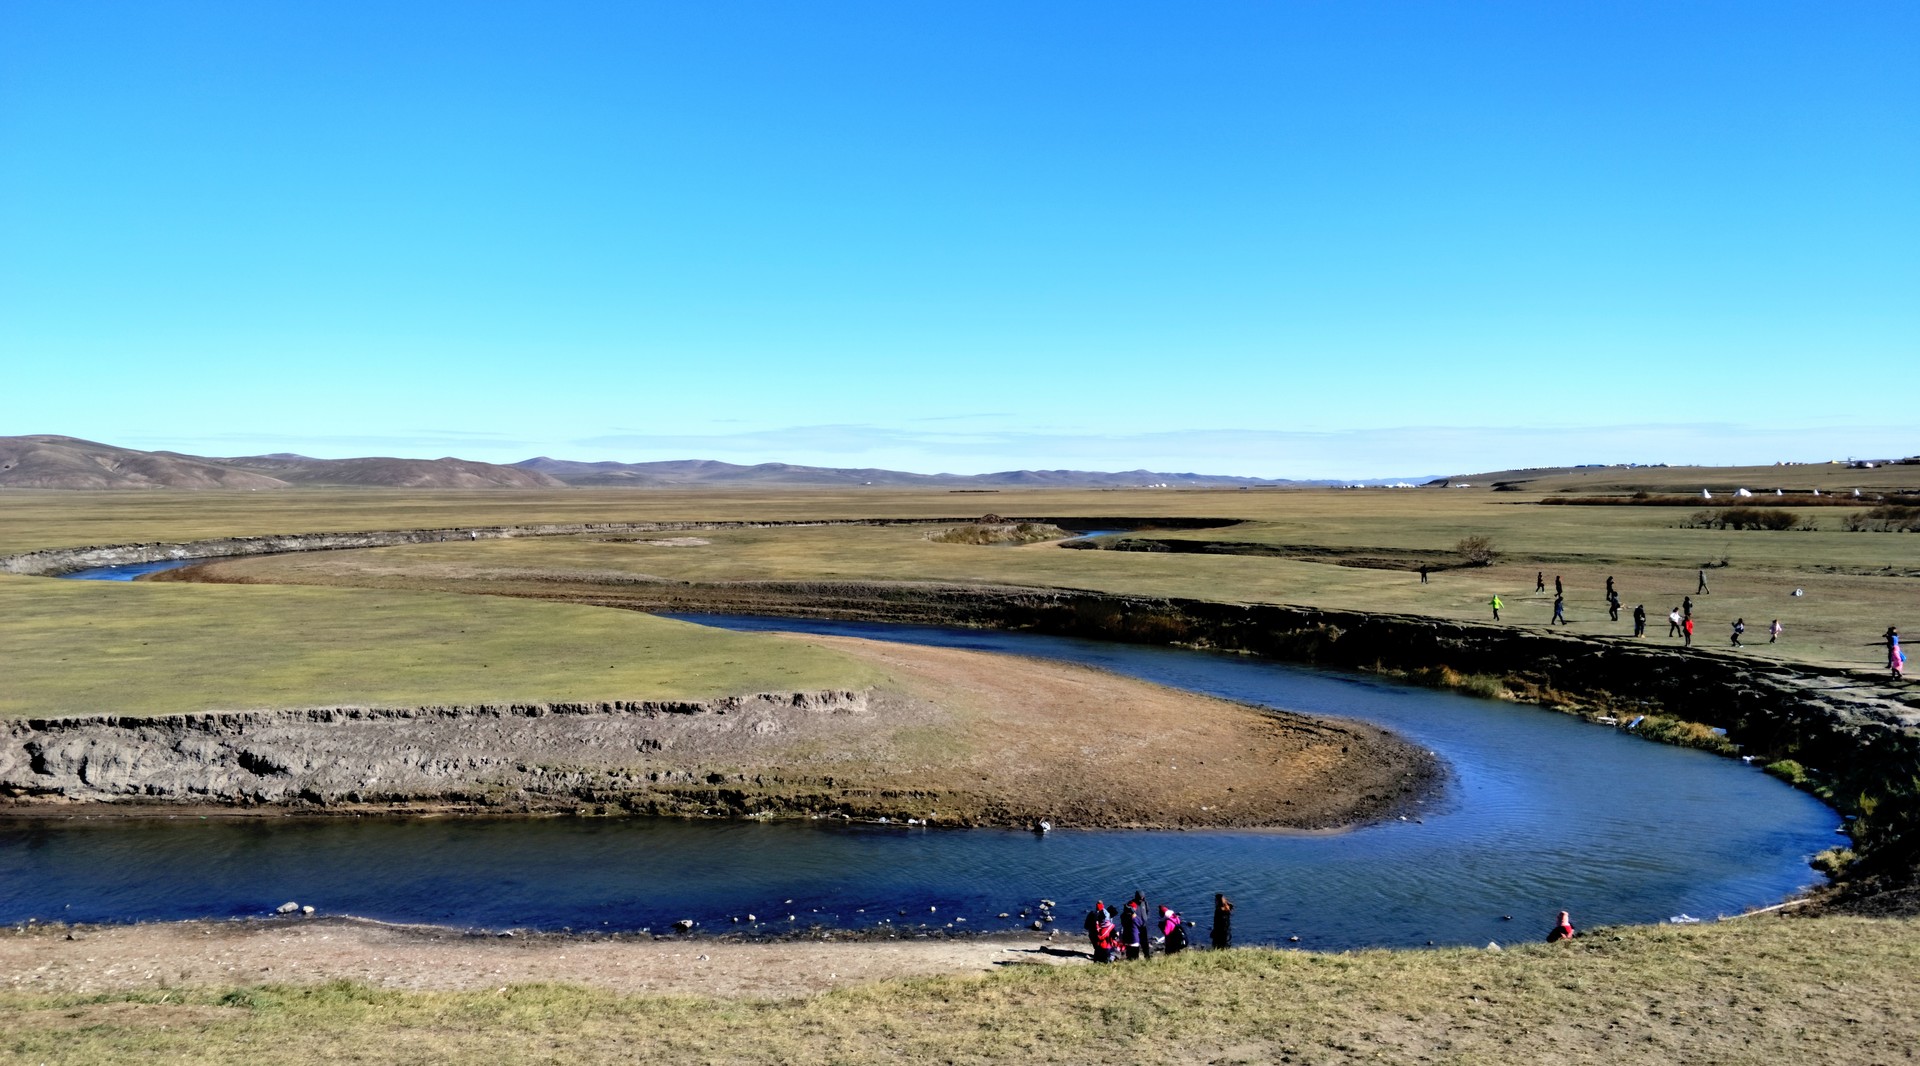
(0, 576), (878, 718)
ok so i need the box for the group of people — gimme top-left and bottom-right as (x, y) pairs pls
(1083, 892), (1232, 962)
(1082, 896), (1577, 958)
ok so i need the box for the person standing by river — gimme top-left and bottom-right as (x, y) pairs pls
(1211, 893), (1233, 950)
(1159, 905), (1188, 954)
(1130, 891), (1153, 959)
(1120, 899), (1146, 961)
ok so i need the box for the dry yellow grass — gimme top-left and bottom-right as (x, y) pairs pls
(2, 914), (1914, 1065)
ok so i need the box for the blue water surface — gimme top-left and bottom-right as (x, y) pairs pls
(0, 605), (1838, 948)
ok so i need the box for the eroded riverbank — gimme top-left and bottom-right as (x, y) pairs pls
(3, 634), (1434, 831)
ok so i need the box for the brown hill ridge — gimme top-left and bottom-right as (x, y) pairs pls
(0, 436), (561, 490)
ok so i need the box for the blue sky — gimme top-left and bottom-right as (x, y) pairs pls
(2, 1), (1913, 477)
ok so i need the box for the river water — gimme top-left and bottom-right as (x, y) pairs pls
(2, 582), (1838, 948)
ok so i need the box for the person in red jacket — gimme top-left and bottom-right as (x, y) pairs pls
(1547, 910), (1575, 943)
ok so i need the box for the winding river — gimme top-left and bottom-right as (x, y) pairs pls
(0, 569), (1838, 949)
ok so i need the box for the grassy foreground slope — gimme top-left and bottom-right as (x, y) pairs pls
(0, 576), (878, 717)
(4, 916), (1916, 1065)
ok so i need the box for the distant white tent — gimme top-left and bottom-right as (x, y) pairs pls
(1735, 488), (1753, 497)
(1701, 489), (1713, 499)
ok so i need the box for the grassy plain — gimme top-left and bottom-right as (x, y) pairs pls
(4, 477), (1918, 1063)
(0, 576), (878, 718)
(173, 486), (1920, 676)
(4, 915), (1916, 1065)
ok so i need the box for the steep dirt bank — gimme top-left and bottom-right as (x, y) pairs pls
(1, 637), (1436, 831)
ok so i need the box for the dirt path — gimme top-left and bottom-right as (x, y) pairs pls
(1, 919), (1084, 998)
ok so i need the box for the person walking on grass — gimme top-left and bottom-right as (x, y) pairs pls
(1418, 563), (1429, 584)
(1633, 604), (1647, 637)
(1551, 594), (1567, 625)
(1607, 590), (1621, 622)
(1888, 627), (1906, 681)
(1536, 571), (1546, 593)
(1769, 619), (1782, 644)
(1731, 618), (1746, 648)
(1668, 607), (1683, 637)
(1554, 575), (1563, 598)
(1698, 568), (1711, 594)
(1211, 894), (1233, 950)
(1490, 594), (1503, 621)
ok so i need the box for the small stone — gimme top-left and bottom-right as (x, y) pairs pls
(1031, 920), (1046, 931)
(674, 919), (694, 932)
(301, 906), (314, 916)
(275, 902), (299, 915)
(746, 914), (757, 922)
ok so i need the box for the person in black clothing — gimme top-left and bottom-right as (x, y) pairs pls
(1607, 590), (1621, 622)
(1731, 618), (1746, 648)
(1698, 568), (1710, 594)
(1605, 575), (1615, 598)
(1632, 604), (1647, 637)
(1551, 594), (1567, 625)
(1682, 595), (1693, 619)
(1211, 893), (1233, 950)
(1536, 571), (1546, 593)
(1554, 575), (1563, 597)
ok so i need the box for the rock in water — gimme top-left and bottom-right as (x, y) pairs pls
(275, 901), (299, 914)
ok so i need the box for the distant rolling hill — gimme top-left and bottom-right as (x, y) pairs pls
(0, 436), (561, 489)
(1, 435), (1429, 490)
(512, 456), (1377, 489)
(0, 435), (288, 490)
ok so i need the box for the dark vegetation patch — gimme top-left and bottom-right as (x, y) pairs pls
(1843, 504), (1920, 532)
(927, 522), (1070, 546)
(1680, 507), (1809, 531)
(1544, 492), (1919, 507)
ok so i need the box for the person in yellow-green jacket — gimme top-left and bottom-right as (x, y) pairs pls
(1490, 594), (1503, 621)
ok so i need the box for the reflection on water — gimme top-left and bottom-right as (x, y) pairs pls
(0, 613), (1837, 948)
(60, 560), (200, 581)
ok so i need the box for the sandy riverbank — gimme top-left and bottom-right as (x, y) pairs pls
(1, 918), (1080, 998)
